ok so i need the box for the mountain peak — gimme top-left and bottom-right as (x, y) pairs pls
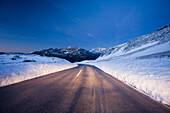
(90, 47), (107, 54)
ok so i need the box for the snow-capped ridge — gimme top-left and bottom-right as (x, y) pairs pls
(90, 47), (107, 53)
(98, 24), (170, 61)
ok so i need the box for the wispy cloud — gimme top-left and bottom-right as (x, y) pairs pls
(86, 32), (93, 37)
(115, 7), (137, 27)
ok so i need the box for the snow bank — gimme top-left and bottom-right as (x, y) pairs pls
(0, 54), (77, 87)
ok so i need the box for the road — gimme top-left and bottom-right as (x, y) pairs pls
(0, 64), (169, 113)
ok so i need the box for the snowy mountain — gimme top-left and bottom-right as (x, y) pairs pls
(98, 24), (170, 61)
(32, 46), (101, 62)
(90, 47), (107, 54)
(83, 24), (170, 105)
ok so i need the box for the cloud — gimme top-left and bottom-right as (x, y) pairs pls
(87, 32), (93, 37)
(115, 7), (137, 27)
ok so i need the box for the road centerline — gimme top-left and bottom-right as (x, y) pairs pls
(76, 69), (82, 77)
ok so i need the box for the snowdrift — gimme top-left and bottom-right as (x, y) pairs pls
(0, 54), (77, 87)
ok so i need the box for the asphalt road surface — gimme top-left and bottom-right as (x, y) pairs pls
(0, 64), (170, 113)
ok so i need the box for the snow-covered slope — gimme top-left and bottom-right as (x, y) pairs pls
(0, 54), (77, 87)
(83, 24), (170, 105)
(97, 24), (170, 61)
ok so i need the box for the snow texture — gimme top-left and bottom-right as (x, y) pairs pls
(0, 54), (77, 87)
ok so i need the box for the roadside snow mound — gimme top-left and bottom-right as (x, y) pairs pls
(0, 54), (77, 87)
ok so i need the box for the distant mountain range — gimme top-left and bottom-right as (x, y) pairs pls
(0, 52), (6, 55)
(32, 47), (103, 63)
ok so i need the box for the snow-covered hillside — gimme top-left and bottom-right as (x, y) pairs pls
(98, 24), (170, 61)
(0, 54), (77, 87)
(83, 25), (170, 105)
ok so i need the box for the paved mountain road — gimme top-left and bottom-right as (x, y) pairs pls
(0, 64), (169, 113)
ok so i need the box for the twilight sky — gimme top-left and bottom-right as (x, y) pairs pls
(0, 0), (170, 52)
